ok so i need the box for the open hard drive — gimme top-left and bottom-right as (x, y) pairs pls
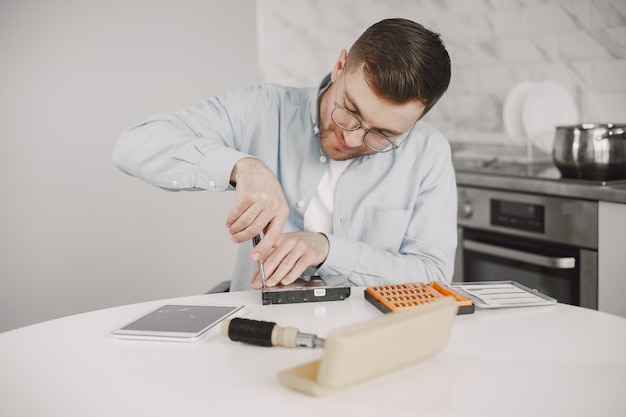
(261, 276), (351, 305)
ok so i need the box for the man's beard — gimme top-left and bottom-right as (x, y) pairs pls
(319, 126), (371, 161)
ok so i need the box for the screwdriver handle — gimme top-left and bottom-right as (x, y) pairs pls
(271, 322), (300, 348)
(221, 317), (299, 348)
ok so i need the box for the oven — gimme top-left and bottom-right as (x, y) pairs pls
(453, 186), (598, 309)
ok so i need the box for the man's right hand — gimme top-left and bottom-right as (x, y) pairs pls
(226, 157), (289, 262)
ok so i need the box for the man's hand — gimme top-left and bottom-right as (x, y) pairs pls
(226, 157), (289, 260)
(250, 232), (330, 289)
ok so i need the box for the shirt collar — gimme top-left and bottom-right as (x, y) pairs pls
(310, 73), (332, 135)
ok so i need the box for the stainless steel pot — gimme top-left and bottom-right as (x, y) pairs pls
(553, 123), (626, 181)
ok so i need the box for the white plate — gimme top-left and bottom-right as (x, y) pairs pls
(522, 81), (578, 154)
(502, 81), (533, 146)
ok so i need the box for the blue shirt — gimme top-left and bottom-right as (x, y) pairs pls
(113, 79), (458, 291)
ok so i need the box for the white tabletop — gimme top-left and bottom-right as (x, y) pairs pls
(1, 289), (625, 417)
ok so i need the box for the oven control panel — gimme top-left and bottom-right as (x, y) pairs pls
(490, 199), (544, 233)
(457, 186), (598, 249)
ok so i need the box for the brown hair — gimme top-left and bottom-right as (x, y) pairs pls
(346, 18), (451, 116)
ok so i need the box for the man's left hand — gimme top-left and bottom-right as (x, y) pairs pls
(250, 231), (329, 289)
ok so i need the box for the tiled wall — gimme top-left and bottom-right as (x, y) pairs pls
(257, 0), (626, 145)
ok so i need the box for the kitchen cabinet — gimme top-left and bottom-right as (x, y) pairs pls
(598, 201), (626, 318)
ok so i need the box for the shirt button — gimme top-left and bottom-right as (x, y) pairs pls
(320, 156), (327, 163)
(171, 179), (178, 186)
(297, 201), (305, 208)
(208, 180), (216, 188)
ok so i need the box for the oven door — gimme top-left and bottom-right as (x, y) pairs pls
(457, 228), (598, 309)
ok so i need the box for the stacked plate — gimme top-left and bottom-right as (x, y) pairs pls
(503, 81), (579, 154)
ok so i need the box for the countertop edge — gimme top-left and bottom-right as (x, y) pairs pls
(455, 172), (626, 204)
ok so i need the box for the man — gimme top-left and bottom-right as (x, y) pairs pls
(113, 18), (456, 291)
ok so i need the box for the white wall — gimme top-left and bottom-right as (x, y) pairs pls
(0, 0), (259, 332)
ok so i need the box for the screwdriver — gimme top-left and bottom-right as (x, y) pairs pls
(252, 234), (267, 290)
(221, 317), (325, 348)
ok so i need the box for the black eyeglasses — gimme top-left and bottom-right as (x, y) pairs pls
(331, 73), (416, 153)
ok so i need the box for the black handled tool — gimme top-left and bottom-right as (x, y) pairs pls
(221, 317), (324, 348)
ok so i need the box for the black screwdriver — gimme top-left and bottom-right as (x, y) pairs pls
(221, 317), (324, 348)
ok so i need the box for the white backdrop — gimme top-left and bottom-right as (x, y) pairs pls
(0, 0), (258, 332)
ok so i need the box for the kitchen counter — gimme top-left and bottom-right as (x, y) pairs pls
(455, 170), (626, 204)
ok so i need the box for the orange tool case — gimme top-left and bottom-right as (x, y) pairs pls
(365, 282), (475, 315)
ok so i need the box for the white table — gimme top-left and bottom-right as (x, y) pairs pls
(1, 289), (625, 417)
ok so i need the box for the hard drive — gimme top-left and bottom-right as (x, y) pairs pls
(261, 276), (351, 305)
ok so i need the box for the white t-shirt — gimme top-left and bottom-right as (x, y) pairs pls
(303, 159), (351, 235)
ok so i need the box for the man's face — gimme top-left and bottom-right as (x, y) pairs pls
(318, 65), (425, 161)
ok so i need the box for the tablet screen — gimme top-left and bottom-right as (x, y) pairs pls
(112, 304), (244, 341)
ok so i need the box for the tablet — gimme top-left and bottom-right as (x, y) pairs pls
(111, 304), (244, 342)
